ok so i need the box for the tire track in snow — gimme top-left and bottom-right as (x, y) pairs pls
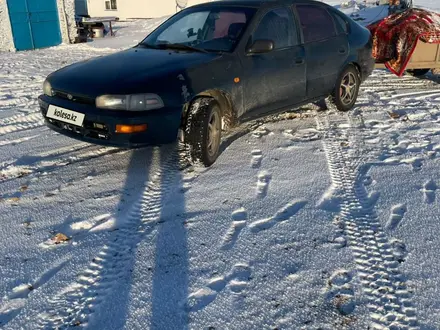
(0, 111), (41, 128)
(0, 145), (121, 183)
(0, 116), (44, 136)
(0, 134), (39, 147)
(381, 90), (440, 101)
(0, 97), (39, 111)
(362, 82), (429, 94)
(317, 112), (418, 329)
(360, 70), (439, 95)
(36, 146), (184, 329)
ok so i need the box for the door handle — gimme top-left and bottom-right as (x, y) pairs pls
(295, 58), (304, 65)
(339, 48), (346, 54)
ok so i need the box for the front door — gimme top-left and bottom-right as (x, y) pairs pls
(7, 0), (62, 51)
(240, 7), (306, 120)
(295, 4), (349, 99)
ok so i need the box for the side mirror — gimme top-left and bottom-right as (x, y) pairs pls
(247, 39), (274, 54)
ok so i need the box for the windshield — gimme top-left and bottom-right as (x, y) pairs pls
(140, 6), (256, 53)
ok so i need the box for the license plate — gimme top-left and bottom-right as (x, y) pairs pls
(46, 105), (85, 127)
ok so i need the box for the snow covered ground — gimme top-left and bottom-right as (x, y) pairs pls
(1, 1), (440, 329)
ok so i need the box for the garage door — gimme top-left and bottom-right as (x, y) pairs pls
(7, 0), (62, 51)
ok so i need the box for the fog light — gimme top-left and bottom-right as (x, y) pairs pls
(93, 123), (106, 129)
(115, 124), (147, 134)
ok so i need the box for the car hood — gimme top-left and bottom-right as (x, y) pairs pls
(48, 47), (221, 97)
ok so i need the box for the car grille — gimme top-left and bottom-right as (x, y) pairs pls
(46, 117), (111, 140)
(52, 90), (95, 106)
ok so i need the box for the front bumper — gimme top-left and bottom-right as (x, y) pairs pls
(38, 95), (183, 148)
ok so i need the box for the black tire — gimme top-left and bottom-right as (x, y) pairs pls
(327, 64), (361, 112)
(407, 68), (430, 77)
(184, 98), (222, 167)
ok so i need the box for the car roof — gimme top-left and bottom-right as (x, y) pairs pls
(191, 0), (329, 9)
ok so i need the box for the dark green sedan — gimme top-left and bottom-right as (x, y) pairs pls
(39, 0), (375, 166)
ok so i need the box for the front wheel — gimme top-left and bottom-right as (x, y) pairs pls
(184, 98), (222, 167)
(327, 65), (361, 112)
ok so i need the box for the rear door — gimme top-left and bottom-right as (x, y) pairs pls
(240, 7), (306, 120)
(294, 4), (349, 99)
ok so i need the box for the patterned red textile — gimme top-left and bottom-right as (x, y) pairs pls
(367, 8), (440, 76)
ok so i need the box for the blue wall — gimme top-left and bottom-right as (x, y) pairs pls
(7, 0), (62, 51)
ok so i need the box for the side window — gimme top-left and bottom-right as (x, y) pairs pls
(252, 8), (298, 50)
(296, 5), (336, 43)
(213, 12), (247, 39)
(333, 12), (349, 34)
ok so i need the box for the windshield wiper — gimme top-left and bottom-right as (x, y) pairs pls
(137, 43), (160, 49)
(155, 43), (209, 53)
(203, 48), (225, 55)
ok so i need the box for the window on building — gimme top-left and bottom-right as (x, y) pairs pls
(105, 0), (117, 10)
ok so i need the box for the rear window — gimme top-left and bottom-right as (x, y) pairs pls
(296, 5), (336, 43)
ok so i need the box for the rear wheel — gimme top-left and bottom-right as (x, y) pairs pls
(327, 65), (361, 112)
(184, 98), (222, 167)
(407, 68), (430, 77)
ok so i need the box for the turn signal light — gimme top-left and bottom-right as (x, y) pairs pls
(115, 124), (147, 134)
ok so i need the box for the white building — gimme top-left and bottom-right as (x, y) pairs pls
(85, 0), (209, 20)
(0, 0), (76, 52)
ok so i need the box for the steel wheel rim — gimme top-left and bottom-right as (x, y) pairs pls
(207, 109), (221, 158)
(340, 72), (357, 106)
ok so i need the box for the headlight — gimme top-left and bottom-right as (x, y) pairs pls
(43, 80), (53, 96)
(96, 94), (164, 111)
